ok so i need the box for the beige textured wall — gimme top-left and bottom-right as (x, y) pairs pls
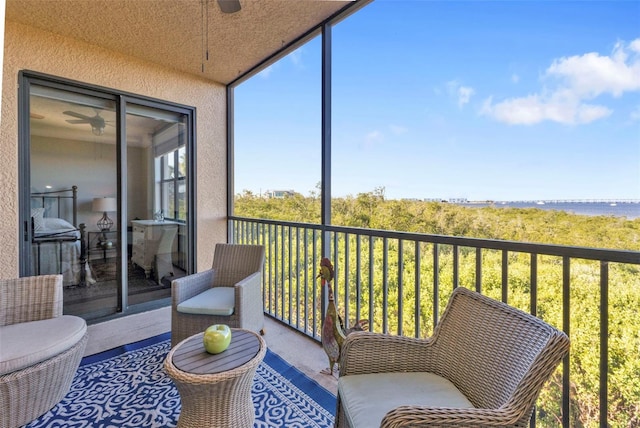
(1, 21), (227, 279)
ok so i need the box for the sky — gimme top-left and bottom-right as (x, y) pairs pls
(234, 0), (640, 202)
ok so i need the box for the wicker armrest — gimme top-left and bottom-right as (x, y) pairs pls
(339, 331), (437, 376)
(381, 405), (523, 428)
(233, 271), (262, 322)
(0, 275), (63, 326)
(171, 269), (216, 306)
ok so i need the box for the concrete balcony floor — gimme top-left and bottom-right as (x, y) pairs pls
(85, 306), (339, 395)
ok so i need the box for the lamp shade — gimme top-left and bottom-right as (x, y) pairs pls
(92, 197), (117, 212)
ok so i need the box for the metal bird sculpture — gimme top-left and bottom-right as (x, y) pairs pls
(318, 257), (369, 376)
(318, 257), (343, 376)
(339, 314), (369, 336)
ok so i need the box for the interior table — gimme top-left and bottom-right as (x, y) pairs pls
(164, 328), (266, 428)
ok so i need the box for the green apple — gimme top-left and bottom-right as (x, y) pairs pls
(203, 324), (232, 354)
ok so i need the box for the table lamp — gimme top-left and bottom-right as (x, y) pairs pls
(92, 197), (117, 231)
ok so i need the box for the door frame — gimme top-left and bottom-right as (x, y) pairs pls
(18, 70), (197, 319)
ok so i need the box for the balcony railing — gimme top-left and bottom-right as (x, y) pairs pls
(229, 215), (640, 428)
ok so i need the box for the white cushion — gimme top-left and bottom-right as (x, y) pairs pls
(338, 372), (475, 427)
(0, 315), (87, 375)
(177, 287), (235, 316)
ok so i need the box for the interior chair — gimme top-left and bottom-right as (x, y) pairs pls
(0, 275), (88, 428)
(171, 243), (265, 347)
(335, 286), (570, 428)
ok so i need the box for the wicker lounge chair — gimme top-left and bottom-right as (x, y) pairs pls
(335, 287), (570, 428)
(171, 243), (265, 347)
(0, 275), (88, 428)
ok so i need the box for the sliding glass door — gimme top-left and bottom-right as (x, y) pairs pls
(125, 103), (191, 308)
(19, 72), (195, 322)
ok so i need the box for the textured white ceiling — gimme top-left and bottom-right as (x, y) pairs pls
(6, 0), (360, 85)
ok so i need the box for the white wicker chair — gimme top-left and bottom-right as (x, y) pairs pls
(171, 244), (265, 347)
(336, 287), (570, 428)
(0, 275), (88, 428)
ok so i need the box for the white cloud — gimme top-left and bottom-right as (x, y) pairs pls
(389, 124), (408, 135)
(363, 130), (383, 148)
(288, 48), (304, 68)
(364, 130), (384, 143)
(258, 64), (275, 79)
(480, 92), (612, 125)
(257, 47), (304, 79)
(447, 80), (475, 108)
(630, 106), (640, 121)
(575, 104), (613, 124)
(546, 41), (640, 98)
(361, 126), (406, 149)
(458, 86), (475, 107)
(481, 38), (640, 125)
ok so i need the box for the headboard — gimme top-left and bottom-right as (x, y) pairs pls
(30, 186), (78, 227)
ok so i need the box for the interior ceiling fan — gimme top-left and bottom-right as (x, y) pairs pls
(63, 109), (114, 136)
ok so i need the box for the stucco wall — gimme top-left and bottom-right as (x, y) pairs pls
(1, 21), (227, 279)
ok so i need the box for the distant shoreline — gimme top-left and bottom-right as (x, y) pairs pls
(455, 201), (640, 220)
(463, 199), (640, 205)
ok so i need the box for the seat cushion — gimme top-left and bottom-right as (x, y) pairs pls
(177, 287), (235, 316)
(0, 315), (87, 375)
(338, 372), (475, 427)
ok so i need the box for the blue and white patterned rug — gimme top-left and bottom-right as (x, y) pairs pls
(25, 333), (336, 427)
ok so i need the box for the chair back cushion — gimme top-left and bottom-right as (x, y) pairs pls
(211, 244), (265, 286)
(176, 287), (235, 316)
(432, 287), (569, 413)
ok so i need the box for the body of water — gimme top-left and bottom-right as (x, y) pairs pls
(458, 201), (640, 220)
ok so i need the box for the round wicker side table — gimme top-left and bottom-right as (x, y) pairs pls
(164, 328), (266, 428)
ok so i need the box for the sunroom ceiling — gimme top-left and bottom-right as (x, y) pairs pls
(6, 0), (357, 85)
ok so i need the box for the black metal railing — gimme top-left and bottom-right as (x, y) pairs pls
(230, 216), (640, 428)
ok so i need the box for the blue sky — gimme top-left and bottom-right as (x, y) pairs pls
(234, 0), (640, 201)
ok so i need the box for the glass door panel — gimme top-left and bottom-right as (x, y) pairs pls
(126, 104), (190, 306)
(29, 84), (119, 320)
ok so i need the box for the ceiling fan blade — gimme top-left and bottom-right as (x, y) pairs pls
(63, 110), (94, 120)
(66, 119), (91, 124)
(217, 0), (241, 14)
(30, 112), (45, 119)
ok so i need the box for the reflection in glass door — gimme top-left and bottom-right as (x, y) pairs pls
(28, 84), (119, 320)
(126, 104), (190, 306)
(22, 74), (194, 322)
